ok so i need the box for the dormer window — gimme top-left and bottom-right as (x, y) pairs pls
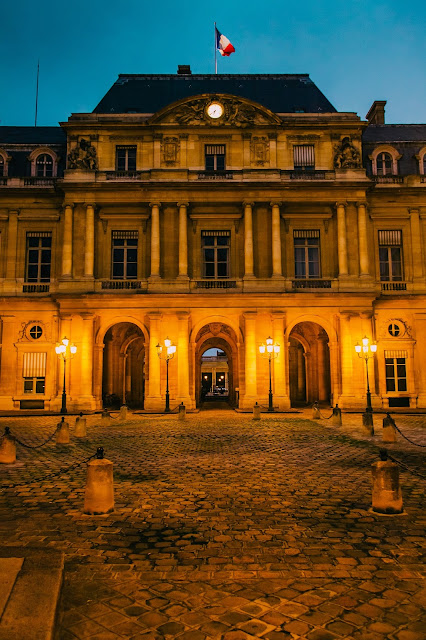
(36, 154), (54, 177)
(369, 146), (400, 176)
(376, 152), (392, 176)
(415, 146), (426, 176)
(0, 155), (4, 176)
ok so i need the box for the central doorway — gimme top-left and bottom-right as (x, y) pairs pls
(200, 348), (229, 403)
(102, 322), (145, 408)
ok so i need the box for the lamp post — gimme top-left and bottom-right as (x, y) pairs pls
(355, 336), (377, 424)
(259, 336), (280, 412)
(156, 337), (176, 413)
(55, 336), (77, 414)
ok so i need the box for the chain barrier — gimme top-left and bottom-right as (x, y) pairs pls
(387, 414), (426, 448)
(318, 408), (334, 420)
(1, 452), (97, 490)
(385, 451), (426, 481)
(10, 425), (58, 450)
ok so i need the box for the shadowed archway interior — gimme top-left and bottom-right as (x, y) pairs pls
(289, 321), (331, 406)
(103, 322), (145, 408)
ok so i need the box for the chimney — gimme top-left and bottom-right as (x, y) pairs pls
(366, 100), (387, 124)
(177, 65), (192, 75)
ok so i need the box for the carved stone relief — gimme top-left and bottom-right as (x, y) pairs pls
(67, 138), (98, 170)
(250, 136), (269, 165)
(333, 137), (361, 169)
(161, 136), (180, 165)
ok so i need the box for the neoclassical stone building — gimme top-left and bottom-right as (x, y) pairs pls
(0, 68), (425, 412)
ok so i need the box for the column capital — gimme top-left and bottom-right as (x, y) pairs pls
(270, 201), (283, 208)
(149, 202), (161, 209)
(408, 207), (420, 215)
(80, 312), (95, 320)
(243, 201), (254, 209)
(85, 203), (96, 209)
(177, 311), (190, 320)
(177, 202), (189, 209)
(243, 311), (257, 320)
(271, 312), (286, 321)
(62, 203), (74, 212)
(356, 201), (368, 209)
(336, 201), (347, 209)
(147, 312), (162, 320)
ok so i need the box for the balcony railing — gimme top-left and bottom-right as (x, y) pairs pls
(23, 177), (57, 186)
(195, 279), (237, 289)
(23, 283), (50, 293)
(372, 175), (404, 184)
(292, 279), (332, 289)
(381, 281), (407, 292)
(101, 280), (143, 290)
(105, 171), (142, 181)
(197, 171), (234, 180)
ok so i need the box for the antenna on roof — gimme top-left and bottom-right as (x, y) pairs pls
(34, 60), (40, 127)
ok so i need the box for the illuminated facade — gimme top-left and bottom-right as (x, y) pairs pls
(0, 69), (425, 412)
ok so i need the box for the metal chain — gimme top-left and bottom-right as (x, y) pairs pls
(1, 452), (97, 490)
(13, 426), (58, 450)
(390, 420), (426, 448)
(318, 409), (334, 420)
(386, 452), (426, 480)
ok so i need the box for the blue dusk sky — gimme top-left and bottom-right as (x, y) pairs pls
(1, 0), (425, 126)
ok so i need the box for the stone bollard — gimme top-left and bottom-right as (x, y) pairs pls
(119, 405), (128, 421)
(56, 417), (70, 445)
(371, 449), (403, 514)
(253, 402), (261, 420)
(178, 403), (186, 420)
(84, 447), (114, 514)
(0, 427), (16, 464)
(75, 412), (87, 438)
(332, 404), (342, 427)
(101, 410), (111, 426)
(362, 410), (374, 436)
(312, 401), (321, 420)
(382, 413), (397, 443)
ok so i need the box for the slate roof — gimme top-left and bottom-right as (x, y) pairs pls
(0, 127), (66, 144)
(93, 74), (337, 115)
(363, 124), (426, 143)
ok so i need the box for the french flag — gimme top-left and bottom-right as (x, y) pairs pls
(216, 27), (235, 57)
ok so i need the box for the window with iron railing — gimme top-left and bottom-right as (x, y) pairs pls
(205, 145), (225, 172)
(202, 230), (230, 278)
(26, 232), (52, 282)
(111, 230), (138, 279)
(116, 146), (137, 172)
(294, 230), (321, 278)
(378, 230), (403, 281)
(293, 145), (315, 172)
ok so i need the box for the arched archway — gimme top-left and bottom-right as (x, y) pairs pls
(289, 321), (331, 406)
(102, 322), (145, 408)
(194, 323), (239, 408)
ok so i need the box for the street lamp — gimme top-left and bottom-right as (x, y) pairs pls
(55, 336), (77, 414)
(156, 337), (176, 413)
(355, 335), (377, 425)
(259, 336), (280, 412)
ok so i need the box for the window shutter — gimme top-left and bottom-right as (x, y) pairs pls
(112, 231), (138, 239)
(293, 145), (315, 166)
(23, 353), (47, 377)
(384, 350), (408, 358)
(201, 230), (230, 237)
(293, 230), (320, 238)
(27, 232), (52, 238)
(378, 230), (402, 246)
(205, 145), (225, 155)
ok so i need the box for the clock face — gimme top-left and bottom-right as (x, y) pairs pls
(207, 102), (224, 119)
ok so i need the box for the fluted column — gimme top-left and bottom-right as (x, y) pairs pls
(177, 312), (191, 403)
(80, 313), (95, 406)
(61, 204), (73, 277)
(357, 202), (369, 276)
(271, 202), (283, 277)
(409, 208), (424, 281)
(150, 203), (161, 279)
(178, 202), (189, 278)
(84, 204), (95, 277)
(336, 202), (348, 276)
(243, 202), (255, 278)
(243, 312), (257, 402)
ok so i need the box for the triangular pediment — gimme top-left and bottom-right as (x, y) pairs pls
(149, 94), (282, 127)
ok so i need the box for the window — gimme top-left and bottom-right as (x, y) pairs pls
(111, 231), (138, 279)
(26, 232), (52, 282)
(29, 325), (43, 340)
(205, 145), (225, 172)
(385, 352), (407, 392)
(376, 152), (393, 176)
(23, 352), (46, 394)
(388, 323), (400, 337)
(36, 154), (53, 177)
(378, 230), (403, 281)
(0, 155), (4, 176)
(202, 231), (230, 278)
(293, 145), (315, 171)
(116, 146), (136, 172)
(294, 230), (321, 278)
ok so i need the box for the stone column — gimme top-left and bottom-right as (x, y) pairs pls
(271, 202), (283, 277)
(5, 211), (18, 281)
(357, 202), (369, 276)
(243, 312), (257, 404)
(177, 312), (191, 405)
(61, 204), (73, 277)
(80, 313), (95, 408)
(297, 347), (305, 400)
(339, 313), (356, 407)
(84, 204), (95, 278)
(149, 203), (161, 279)
(177, 202), (189, 278)
(409, 208), (424, 281)
(145, 313), (162, 409)
(336, 202), (348, 276)
(243, 202), (255, 278)
(317, 336), (328, 402)
(93, 344), (104, 410)
(272, 312), (290, 409)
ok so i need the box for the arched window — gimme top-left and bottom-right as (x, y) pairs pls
(36, 154), (53, 177)
(376, 152), (393, 176)
(0, 155), (4, 176)
(423, 154), (426, 175)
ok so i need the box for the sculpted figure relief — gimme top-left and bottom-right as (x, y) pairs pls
(251, 136), (269, 164)
(67, 138), (98, 170)
(334, 137), (361, 169)
(165, 97), (276, 127)
(161, 137), (180, 165)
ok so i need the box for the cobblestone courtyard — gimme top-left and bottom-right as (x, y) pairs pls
(0, 409), (425, 640)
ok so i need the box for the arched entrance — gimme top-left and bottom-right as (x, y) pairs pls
(103, 322), (145, 408)
(194, 323), (239, 408)
(289, 322), (331, 406)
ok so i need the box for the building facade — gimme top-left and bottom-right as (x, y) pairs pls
(1, 69), (425, 412)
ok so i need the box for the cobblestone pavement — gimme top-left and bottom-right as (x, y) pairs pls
(0, 409), (425, 640)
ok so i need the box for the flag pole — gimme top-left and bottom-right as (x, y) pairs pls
(214, 22), (217, 74)
(34, 60), (40, 127)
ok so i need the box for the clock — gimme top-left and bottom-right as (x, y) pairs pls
(207, 102), (224, 119)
